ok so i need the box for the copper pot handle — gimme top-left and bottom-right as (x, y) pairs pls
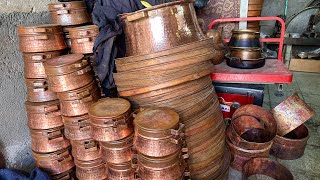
(77, 37), (92, 43)
(131, 154), (139, 170)
(79, 125), (91, 132)
(127, 11), (148, 22)
(79, 95), (93, 103)
(170, 123), (185, 136)
(170, 136), (183, 145)
(77, 66), (91, 75)
(79, 31), (91, 36)
(58, 155), (73, 164)
(44, 105), (59, 113)
(32, 80), (47, 87)
(34, 35), (49, 40)
(32, 87), (47, 93)
(45, 111), (61, 118)
(77, 89), (91, 99)
(56, 10), (69, 15)
(53, 4), (66, 8)
(73, 60), (88, 68)
(55, 150), (70, 158)
(31, 55), (45, 61)
(33, 28), (47, 33)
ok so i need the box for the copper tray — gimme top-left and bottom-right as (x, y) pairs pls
(25, 78), (58, 102)
(71, 139), (102, 161)
(63, 114), (92, 140)
(75, 158), (107, 180)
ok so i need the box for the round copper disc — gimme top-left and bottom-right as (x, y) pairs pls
(45, 54), (84, 67)
(89, 98), (131, 118)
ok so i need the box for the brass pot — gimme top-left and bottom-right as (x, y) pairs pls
(69, 25), (99, 54)
(107, 162), (135, 180)
(63, 114), (92, 140)
(229, 47), (262, 60)
(71, 139), (102, 161)
(75, 158), (107, 180)
(228, 29), (260, 48)
(25, 79), (58, 103)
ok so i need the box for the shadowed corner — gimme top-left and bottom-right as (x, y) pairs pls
(0, 140), (6, 169)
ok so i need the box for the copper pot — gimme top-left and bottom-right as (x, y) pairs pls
(30, 126), (70, 153)
(228, 29), (260, 48)
(57, 80), (100, 101)
(100, 133), (134, 164)
(48, 1), (91, 26)
(51, 167), (76, 180)
(271, 93), (315, 136)
(229, 47), (262, 60)
(17, 25), (66, 53)
(133, 107), (184, 157)
(89, 98), (134, 142)
(25, 79), (58, 102)
(63, 114), (93, 140)
(25, 100), (60, 114)
(23, 51), (66, 61)
(107, 162), (135, 180)
(271, 124), (309, 160)
(71, 139), (102, 161)
(69, 25), (99, 54)
(33, 148), (75, 175)
(75, 158), (107, 180)
(120, 0), (205, 56)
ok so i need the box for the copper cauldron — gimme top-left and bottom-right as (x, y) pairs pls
(107, 162), (135, 180)
(75, 158), (107, 180)
(228, 29), (260, 48)
(25, 79), (58, 103)
(17, 24), (67, 53)
(100, 133), (134, 164)
(33, 148), (75, 175)
(134, 107), (184, 157)
(89, 98), (134, 142)
(120, 0), (205, 56)
(30, 126), (70, 153)
(48, 1), (91, 26)
(71, 139), (102, 162)
(63, 114), (92, 140)
(69, 25), (99, 54)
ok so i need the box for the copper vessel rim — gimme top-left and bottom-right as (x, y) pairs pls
(276, 124), (309, 141)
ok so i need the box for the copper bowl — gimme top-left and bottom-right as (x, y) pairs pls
(33, 148), (75, 175)
(71, 139), (102, 161)
(25, 79), (58, 103)
(75, 158), (107, 180)
(120, 0), (205, 56)
(63, 114), (93, 140)
(69, 25), (99, 54)
(228, 29), (260, 48)
(107, 162), (135, 180)
(100, 133), (134, 164)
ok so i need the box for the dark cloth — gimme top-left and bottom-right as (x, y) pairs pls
(0, 168), (50, 180)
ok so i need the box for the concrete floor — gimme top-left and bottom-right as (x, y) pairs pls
(228, 72), (320, 180)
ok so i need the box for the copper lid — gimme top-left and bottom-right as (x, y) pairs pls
(100, 133), (133, 149)
(89, 98), (131, 119)
(25, 100), (60, 113)
(69, 25), (99, 39)
(48, 1), (86, 11)
(45, 54), (84, 67)
(17, 24), (63, 35)
(134, 107), (179, 131)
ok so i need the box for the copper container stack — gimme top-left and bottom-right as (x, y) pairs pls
(113, 1), (227, 179)
(88, 98), (135, 179)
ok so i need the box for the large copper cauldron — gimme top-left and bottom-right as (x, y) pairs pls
(69, 25), (99, 54)
(48, 1), (91, 26)
(63, 114), (92, 140)
(25, 79), (58, 103)
(134, 107), (184, 157)
(33, 148), (75, 175)
(100, 133), (134, 164)
(89, 98), (134, 142)
(120, 0), (205, 56)
(75, 158), (107, 180)
(107, 162), (135, 180)
(71, 139), (102, 162)
(17, 24), (67, 53)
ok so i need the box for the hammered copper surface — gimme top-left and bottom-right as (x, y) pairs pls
(17, 24), (63, 35)
(26, 100), (60, 114)
(44, 54), (85, 75)
(27, 109), (63, 130)
(271, 93), (315, 136)
(89, 98), (131, 119)
(70, 36), (96, 54)
(63, 114), (92, 140)
(120, 0), (205, 56)
(26, 78), (58, 102)
(71, 139), (102, 161)
(107, 162), (134, 180)
(57, 80), (100, 101)
(75, 158), (107, 180)
(228, 29), (260, 48)
(50, 8), (91, 26)
(24, 60), (47, 78)
(243, 158), (293, 180)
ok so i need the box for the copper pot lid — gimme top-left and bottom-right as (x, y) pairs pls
(17, 24), (63, 35)
(134, 107), (179, 132)
(25, 100), (60, 113)
(48, 1), (86, 11)
(69, 25), (99, 39)
(89, 98), (131, 119)
(100, 133), (133, 149)
(45, 54), (84, 68)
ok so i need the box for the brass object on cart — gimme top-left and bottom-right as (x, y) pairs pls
(206, 29), (225, 65)
(230, 47), (262, 60)
(48, 1), (91, 26)
(33, 148), (75, 175)
(63, 114), (92, 140)
(100, 133), (134, 164)
(71, 139), (102, 161)
(69, 25), (99, 54)
(120, 0), (205, 56)
(89, 98), (133, 142)
(75, 158), (107, 180)
(30, 126), (70, 153)
(226, 53), (266, 69)
(228, 29), (260, 48)
(17, 24), (66, 52)
(25, 78), (58, 103)
(243, 158), (293, 180)
(51, 167), (76, 180)
(107, 162), (135, 180)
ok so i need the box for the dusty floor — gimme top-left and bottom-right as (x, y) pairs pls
(228, 71), (320, 180)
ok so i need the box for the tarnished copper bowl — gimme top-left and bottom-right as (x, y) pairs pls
(120, 0), (205, 56)
(63, 114), (92, 140)
(71, 139), (102, 161)
(89, 98), (134, 142)
(75, 158), (107, 180)
(25, 79), (58, 103)
(134, 107), (184, 157)
(30, 126), (70, 153)
(17, 24), (67, 53)
(48, 1), (91, 26)
(33, 148), (75, 175)
(228, 29), (260, 48)
(107, 162), (135, 180)
(69, 25), (99, 54)
(271, 124), (309, 160)
(100, 133), (134, 164)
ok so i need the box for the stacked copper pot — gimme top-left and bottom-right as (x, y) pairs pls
(43, 54), (102, 180)
(113, 1), (228, 179)
(88, 98), (135, 179)
(17, 24), (76, 178)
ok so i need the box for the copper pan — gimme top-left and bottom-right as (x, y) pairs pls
(49, 8), (91, 26)
(107, 162), (135, 180)
(71, 139), (102, 161)
(120, 0), (205, 56)
(33, 148), (75, 175)
(271, 93), (315, 136)
(75, 158), (107, 180)
(242, 158), (293, 180)
(25, 79), (58, 102)
(63, 114), (92, 140)
(51, 167), (76, 180)
(44, 54), (86, 76)
(27, 110), (63, 130)
(100, 133), (134, 164)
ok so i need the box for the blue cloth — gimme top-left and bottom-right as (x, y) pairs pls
(0, 168), (50, 180)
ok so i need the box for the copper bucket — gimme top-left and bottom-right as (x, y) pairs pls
(63, 114), (93, 140)
(25, 79), (58, 103)
(69, 25), (99, 54)
(75, 158), (107, 180)
(33, 148), (75, 175)
(100, 133), (134, 164)
(71, 139), (102, 161)
(89, 98), (134, 142)
(120, 0), (205, 56)
(271, 93), (315, 136)
(17, 24), (67, 52)
(30, 126), (70, 153)
(48, 1), (91, 26)
(107, 162), (135, 180)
